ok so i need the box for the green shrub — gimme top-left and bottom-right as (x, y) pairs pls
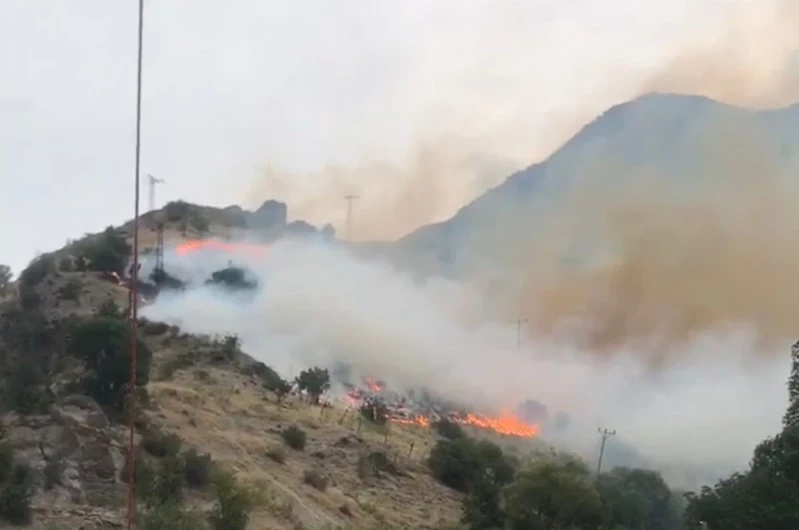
(281, 426), (307, 451)
(5, 359), (50, 415)
(164, 201), (191, 223)
(58, 279), (81, 301)
(0, 445), (13, 483)
(294, 367), (330, 404)
(208, 470), (253, 530)
(434, 418), (466, 440)
(77, 227), (131, 274)
(141, 429), (182, 459)
(43, 455), (64, 490)
(189, 214), (210, 233)
(0, 461), (34, 525)
(147, 454), (184, 506)
(139, 501), (207, 530)
(428, 437), (515, 493)
(67, 317), (152, 412)
(19, 254), (55, 288)
(183, 448), (213, 488)
(58, 257), (74, 272)
(97, 298), (123, 319)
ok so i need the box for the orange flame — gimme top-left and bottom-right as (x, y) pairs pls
(453, 411), (540, 438)
(175, 239), (268, 257)
(386, 410), (539, 438)
(363, 377), (384, 393)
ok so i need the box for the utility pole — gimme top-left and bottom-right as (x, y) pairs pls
(148, 174), (164, 212)
(127, 1), (145, 529)
(514, 318), (528, 351)
(596, 427), (616, 476)
(344, 194), (358, 240)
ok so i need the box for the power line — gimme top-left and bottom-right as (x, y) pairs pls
(514, 318), (528, 351)
(126, 0), (145, 529)
(344, 194), (358, 240)
(596, 427), (616, 476)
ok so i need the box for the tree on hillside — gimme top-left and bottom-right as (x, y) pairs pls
(18, 254), (56, 289)
(783, 340), (799, 427)
(78, 227), (131, 274)
(0, 264), (11, 296)
(269, 376), (292, 403)
(684, 340), (799, 529)
(67, 317), (152, 412)
(503, 456), (603, 530)
(294, 367), (330, 404)
(598, 467), (680, 530)
(428, 436), (516, 494)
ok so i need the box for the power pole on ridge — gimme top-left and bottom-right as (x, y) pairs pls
(596, 427), (616, 477)
(344, 194), (358, 241)
(148, 174), (164, 212)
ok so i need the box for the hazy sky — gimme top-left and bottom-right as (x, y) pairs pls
(0, 0), (793, 273)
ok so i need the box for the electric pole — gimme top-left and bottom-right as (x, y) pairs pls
(148, 174), (164, 212)
(514, 318), (528, 351)
(344, 194), (358, 240)
(596, 427), (616, 476)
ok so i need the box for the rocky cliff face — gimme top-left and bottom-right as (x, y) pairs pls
(3, 395), (130, 527)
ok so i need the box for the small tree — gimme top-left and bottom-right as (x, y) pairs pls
(80, 227), (131, 274)
(220, 334), (240, 358)
(461, 474), (504, 530)
(270, 377), (292, 403)
(183, 448), (213, 489)
(295, 367), (330, 404)
(281, 426), (307, 451)
(504, 456), (602, 530)
(0, 264), (11, 297)
(18, 254), (55, 289)
(434, 418), (466, 440)
(0, 461), (34, 525)
(67, 317), (152, 412)
(190, 213), (210, 234)
(5, 359), (50, 415)
(208, 470), (253, 530)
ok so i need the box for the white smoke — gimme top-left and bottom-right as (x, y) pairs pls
(141, 237), (788, 489)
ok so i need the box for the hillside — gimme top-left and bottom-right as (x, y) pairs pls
(0, 217), (480, 529)
(395, 93), (799, 278)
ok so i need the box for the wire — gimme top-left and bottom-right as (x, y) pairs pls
(127, 0), (145, 528)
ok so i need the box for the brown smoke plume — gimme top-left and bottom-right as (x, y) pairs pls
(246, 136), (522, 241)
(640, 0), (799, 108)
(504, 129), (799, 357)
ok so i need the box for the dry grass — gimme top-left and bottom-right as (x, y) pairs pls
(146, 357), (463, 530)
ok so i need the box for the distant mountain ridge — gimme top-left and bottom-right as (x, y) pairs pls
(395, 93), (799, 277)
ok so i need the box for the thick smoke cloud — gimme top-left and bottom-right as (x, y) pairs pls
(640, 0), (799, 108)
(242, 0), (799, 243)
(492, 134), (799, 358)
(142, 0), (798, 491)
(141, 238), (788, 489)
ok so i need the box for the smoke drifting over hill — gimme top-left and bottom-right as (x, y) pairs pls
(140, 236), (788, 489)
(140, 0), (799, 491)
(244, 0), (799, 244)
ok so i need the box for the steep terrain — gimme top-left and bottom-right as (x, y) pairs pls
(0, 218), (473, 530)
(396, 93), (799, 278)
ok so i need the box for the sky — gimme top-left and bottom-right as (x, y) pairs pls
(1, 0), (797, 273)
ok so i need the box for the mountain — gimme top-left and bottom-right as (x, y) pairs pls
(396, 93), (799, 278)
